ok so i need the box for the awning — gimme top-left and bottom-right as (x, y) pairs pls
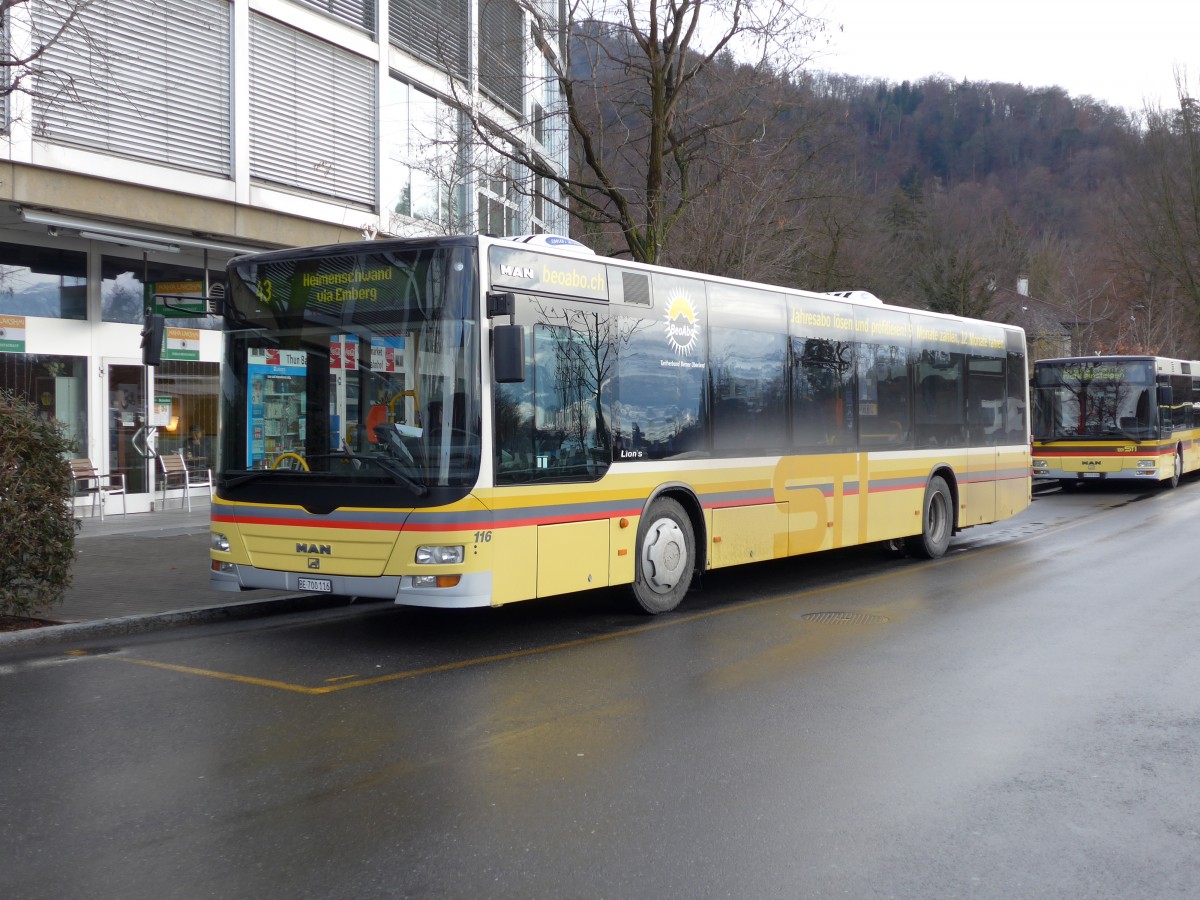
(2, 203), (269, 257)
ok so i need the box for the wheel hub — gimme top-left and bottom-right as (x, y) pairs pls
(643, 519), (687, 594)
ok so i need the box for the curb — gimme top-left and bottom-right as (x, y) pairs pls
(0, 593), (385, 652)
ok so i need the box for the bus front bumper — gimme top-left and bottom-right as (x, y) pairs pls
(209, 562), (494, 608)
(1032, 458), (1163, 482)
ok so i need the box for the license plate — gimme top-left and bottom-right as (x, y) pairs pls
(297, 577), (332, 593)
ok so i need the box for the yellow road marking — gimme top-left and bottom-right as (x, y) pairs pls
(97, 561), (941, 695)
(114, 657), (321, 694)
(99, 527), (1062, 696)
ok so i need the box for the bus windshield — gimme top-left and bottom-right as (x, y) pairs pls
(218, 241), (481, 501)
(1032, 358), (1157, 441)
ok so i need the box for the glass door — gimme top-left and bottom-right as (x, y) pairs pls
(106, 362), (152, 497)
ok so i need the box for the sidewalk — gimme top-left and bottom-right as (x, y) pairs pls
(1, 497), (362, 650)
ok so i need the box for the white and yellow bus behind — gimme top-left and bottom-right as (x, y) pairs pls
(1031, 355), (1200, 490)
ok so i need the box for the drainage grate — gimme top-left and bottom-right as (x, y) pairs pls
(802, 612), (889, 625)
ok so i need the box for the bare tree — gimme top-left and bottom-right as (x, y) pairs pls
(1024, 235), (1115, 356)
(2, 0), (96, 103)
(660, 73), (861, 287)
(453, 0), (828, 264)
(1108, 69), (1200, 348)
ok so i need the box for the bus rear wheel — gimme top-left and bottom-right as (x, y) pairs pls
(911, 475), (953, 559)
(1165, 448), (1183, 489)
(632, 497), (694, 614)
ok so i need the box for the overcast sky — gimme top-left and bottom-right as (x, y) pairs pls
(815, 0), (1197, 113)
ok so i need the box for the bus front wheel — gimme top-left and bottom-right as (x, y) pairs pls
(632, 497), (694, 614)
(912, 475), (953, 559)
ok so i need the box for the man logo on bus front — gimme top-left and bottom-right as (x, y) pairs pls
(664, 290), (700, 356)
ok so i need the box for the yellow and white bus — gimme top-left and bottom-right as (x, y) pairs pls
(1031, 355), (1200, 489)
(209, 234), (1031, 613)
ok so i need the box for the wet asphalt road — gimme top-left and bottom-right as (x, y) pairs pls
(2, 481), (1199, 898)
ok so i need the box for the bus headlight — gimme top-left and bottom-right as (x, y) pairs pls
(1032, 459), (1046, 468)
(415, 545), (464, 565)
(1137, 460), (1156, 469)
(211, 532), (230, 552)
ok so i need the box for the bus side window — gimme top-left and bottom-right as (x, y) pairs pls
(966, 356), (1005, 446)
(1005, 349), (1028, 441)
(616, 312), (707, 460)
(792, 337), (855, 451)
(711, 326), (787, 453)
(858, 342), (911, 448)
(915, 350), (964, 448)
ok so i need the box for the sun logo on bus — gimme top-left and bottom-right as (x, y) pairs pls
(664, 289), (700, 356)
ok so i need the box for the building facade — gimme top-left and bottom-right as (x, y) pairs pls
(1, 0), (567, 512)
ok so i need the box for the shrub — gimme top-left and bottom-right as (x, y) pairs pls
(0, 390), (76, 617)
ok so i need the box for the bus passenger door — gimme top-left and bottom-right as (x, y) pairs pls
(963, 446), (997, 526)
(962, 392), (1000, 526)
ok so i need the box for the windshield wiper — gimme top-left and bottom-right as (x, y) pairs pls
(368, 427), (430, 496)
(314, 445), (429, 495)
(356, 453), (428, 495)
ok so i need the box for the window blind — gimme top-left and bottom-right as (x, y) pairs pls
(33, 0), (232, 176)
(293, 0), (375, 34)
(249, 13), (376, 207)
(388, 0), (468, 78)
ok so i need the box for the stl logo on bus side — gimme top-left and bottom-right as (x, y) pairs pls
(664, 289), (701, 356)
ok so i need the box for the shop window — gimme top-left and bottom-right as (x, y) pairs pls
(102, 255), (223, 327)
(0, 243), (87, 320)
(154, 362), (220, 470)
(0, 354), (88, 454)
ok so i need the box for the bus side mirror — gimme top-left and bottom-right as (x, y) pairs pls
(141, 314), (165, 367)
(1157, 384), (1173, 407)
(493, 324), (526, 384)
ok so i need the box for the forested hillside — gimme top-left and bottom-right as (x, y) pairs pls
(714, 70), (1194, 357)
(565, 17), (1200, 359)
(799, 73), (1160, 357)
